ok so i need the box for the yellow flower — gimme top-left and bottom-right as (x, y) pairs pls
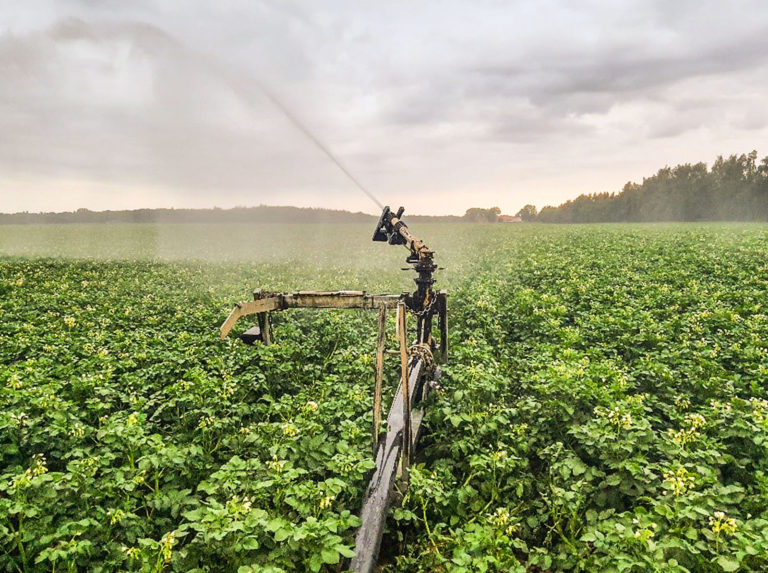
(319, 495), (335, 509)
(160, 531), (176, 564)
(492, 507), (511, 526)
(227, 495), (253, 514)
(108, 508), (125, 525)
(121, 545), (140, 559)
(266, 455), (286, 474)
(595, 405), (632, 431)
(9, 374), (23, 390)
(281, 421), (298, 437)
(662, 466), (695, 497)
(69, 423), (86, 438)
(709, 511), (738, 536)
(685, 413), (705, 429)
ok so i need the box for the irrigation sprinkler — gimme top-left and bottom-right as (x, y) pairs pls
(220, 206), (447, 572)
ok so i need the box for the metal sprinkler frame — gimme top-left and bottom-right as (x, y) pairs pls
(220, 206), (447, 572)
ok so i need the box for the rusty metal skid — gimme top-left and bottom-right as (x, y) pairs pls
(219, 207), (447, 573)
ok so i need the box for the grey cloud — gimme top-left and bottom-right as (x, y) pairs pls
(0, 17), (338, 196)
(387, 27), (768, 129)
(378, 2), (768, 143)
(2, 1), (768, 215)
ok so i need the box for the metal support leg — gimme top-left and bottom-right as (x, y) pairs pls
(373, 304), (386, 457)
(257, 312), (271, 345)
(397, 302), (411, 475)
(252, 289), (272, 345)
(438, 290), (448, 363)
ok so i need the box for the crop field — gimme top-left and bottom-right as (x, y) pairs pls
(2, 223), (768, 572)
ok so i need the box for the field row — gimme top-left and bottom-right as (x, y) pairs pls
(2, 224), (768, 572)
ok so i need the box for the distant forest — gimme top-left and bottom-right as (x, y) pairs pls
(0, 205), (462, 225)
(530, 151), (768, 223)
(4, 151), (766, 225)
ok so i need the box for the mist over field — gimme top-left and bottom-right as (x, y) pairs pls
(0, 222), (499, 293)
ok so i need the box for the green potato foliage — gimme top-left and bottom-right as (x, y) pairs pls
(0, 259), (384, 572)
(2, 223), (768, 572)
(390, 224), (768, 572)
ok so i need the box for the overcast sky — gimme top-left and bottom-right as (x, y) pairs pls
(2, 0), (768, 216)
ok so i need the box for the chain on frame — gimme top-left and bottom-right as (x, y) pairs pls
(407, 342), (434, 369)
(408, 293), (437, 319)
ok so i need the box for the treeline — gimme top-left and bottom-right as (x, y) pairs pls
(533, 151), (768, 223)
(0, 206), (374, 225)
(0, 205), (463, 225)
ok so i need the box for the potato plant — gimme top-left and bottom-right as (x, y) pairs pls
(2, 223), (768, 572)
(0, 261), (384, 572)
(390, 225), (768, 572)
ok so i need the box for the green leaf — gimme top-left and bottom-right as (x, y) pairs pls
(266, 518), (285, 532)
(274, 528), (291, 542)
(321, 548), (340, 564)
(308, 553), (323, 573)
(717, 556), (740, 571)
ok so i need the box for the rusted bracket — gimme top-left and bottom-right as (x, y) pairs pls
(219, 297), (282, 339)
(219, 291), (402, 339)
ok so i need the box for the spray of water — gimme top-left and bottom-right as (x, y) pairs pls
(185, 45), (385, 212)
(255, 84), (384, 211)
